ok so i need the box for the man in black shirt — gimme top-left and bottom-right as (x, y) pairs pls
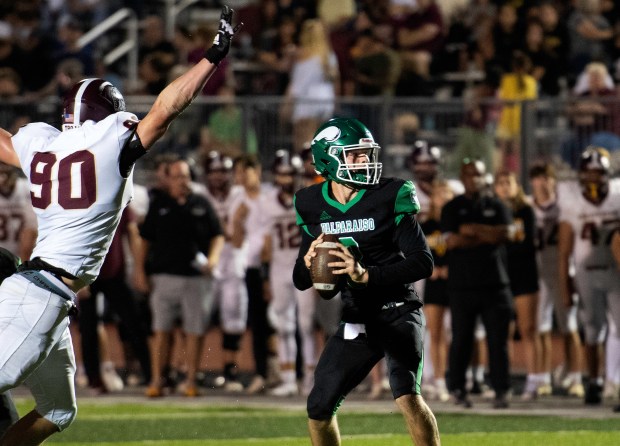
(136, 158), (224, 398)
(441, 159), (513, 408)
(293, 118), (440, 446)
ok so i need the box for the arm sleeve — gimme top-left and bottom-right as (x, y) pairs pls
(367, 215), (433, 286)
(292, 226), (314, 291)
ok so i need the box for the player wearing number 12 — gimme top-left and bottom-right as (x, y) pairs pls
(293, 118), (440, 445)
(0, 5), (240, 445)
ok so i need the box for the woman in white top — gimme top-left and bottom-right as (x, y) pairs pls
(282, 19), (339, 152)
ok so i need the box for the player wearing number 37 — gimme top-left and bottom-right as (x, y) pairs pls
(0, 5), (241, 445)
(292, 118), (441, 445)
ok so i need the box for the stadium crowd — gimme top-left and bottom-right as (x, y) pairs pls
(0, 0), (619, 422)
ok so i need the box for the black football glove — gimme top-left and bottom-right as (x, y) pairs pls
(204, 5), (243, 66)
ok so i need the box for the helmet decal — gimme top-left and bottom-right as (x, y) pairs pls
(313, 126), (341, 144)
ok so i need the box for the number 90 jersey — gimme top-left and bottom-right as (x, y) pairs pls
(11, 112), (139, 285)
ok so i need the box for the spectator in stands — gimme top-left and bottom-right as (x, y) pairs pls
(256, 15), (298, 95)
(138, 15), (176, 65)
(391, 0), (444, 96)
(9, 6), (56, 94)
(138, 52), (175, 95)
(489, 3), (522, 73)
(563, 62), (620, 167)
(53, 16), (95, 75)
(494, 171), (542, 400)
(496, 50), (538, 173)
(522, 19), (563, 97)
(0, 21), (20, 73)
(0, 67), (20, 98)
(281, 19), (338, 152)
(199, 84), (257, 159)
(538, 1), (569, 86)
(567, 0), (614, 78)
(349, 28), (401, 139)
(453, 64), (501, 175)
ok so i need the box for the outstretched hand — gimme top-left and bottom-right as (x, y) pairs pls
(204, 5), (244, 66)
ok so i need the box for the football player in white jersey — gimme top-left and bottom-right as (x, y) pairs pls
(262, 150), (309, 396)
(558, 146), (620, 408)
(529, 163), (583, 398)
(231, 154), (281, 393)
(202, 151), (248, 391)
(0, 6), (240, 444)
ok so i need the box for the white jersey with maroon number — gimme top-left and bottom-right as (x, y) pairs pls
(264, 187), (301, 268)
(11, 112), (139, 285)
(532, 197), (560, 282)
(558, 179), (620, 274)
(0, 177), (37, 254)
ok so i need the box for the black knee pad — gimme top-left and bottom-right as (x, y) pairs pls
(223, 333), (241, 351)
(306, 382), (342, 420)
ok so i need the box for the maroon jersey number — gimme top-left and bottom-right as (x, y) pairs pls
(30, 150), (96, 210)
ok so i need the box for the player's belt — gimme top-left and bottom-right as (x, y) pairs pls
(381, 301), (406, 310)
(16, 270), (75, 302)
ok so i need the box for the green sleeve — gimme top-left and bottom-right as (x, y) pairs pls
(394, 180), (420, 225)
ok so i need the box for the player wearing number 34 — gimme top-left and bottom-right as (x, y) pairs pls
(292, 118), (440, 445)
(0, 5), (240, 445)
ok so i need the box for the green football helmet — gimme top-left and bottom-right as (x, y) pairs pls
(310, 118), (382, 187)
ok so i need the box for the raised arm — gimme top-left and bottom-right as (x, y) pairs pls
(0, 129), (20, 168)
(136, 5), (241, 149)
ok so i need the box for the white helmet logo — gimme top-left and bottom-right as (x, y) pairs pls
(313, 126), (341, 143)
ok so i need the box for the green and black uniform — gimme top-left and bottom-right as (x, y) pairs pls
(293, 178), (433, 420)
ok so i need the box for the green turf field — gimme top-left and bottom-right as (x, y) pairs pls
(14, 400), (620, 445)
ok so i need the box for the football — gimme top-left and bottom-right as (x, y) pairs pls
(310, 233), (343, 299)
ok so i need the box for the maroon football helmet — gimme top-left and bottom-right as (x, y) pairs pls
(62, 78), (126, 131)
(204, 150), (233, 173)
(272, 149), (302, 176)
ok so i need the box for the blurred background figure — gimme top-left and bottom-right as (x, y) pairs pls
(528, 163), (583, 398)
(281, 19), (339, 152)
(202, 151), (248, 392)
(420, 179), (454, 402)
(494, 171), (542, 400)
(558, 146), (620, 409)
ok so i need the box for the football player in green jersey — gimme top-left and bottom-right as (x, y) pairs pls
(293, 118), (441, 446)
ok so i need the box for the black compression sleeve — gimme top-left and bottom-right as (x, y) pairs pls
(119, 131), (147, 178)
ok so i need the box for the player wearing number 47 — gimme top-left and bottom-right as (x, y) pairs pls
(292, 117), (440, 446)
(0, 6), (241, 445)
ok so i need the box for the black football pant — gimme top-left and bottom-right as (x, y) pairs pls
(246, 267), (275, 378)
(448, 287), (512, 395)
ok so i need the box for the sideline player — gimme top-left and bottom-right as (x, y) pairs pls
(202, 151), (248, 391)
(0, 6), (240, 444)
(558, 146), (620, 408)
(293, 118), (440, 445)
(528, 163), (583, 397)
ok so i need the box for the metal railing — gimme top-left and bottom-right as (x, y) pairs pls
(3, 95), (619, 187)
(77, 8), (139, 89)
